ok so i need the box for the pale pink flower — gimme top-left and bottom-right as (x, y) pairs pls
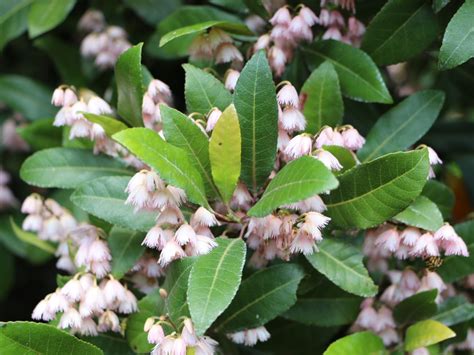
(419, 271), (446, 295)
(143, 225), (168, 249)
(87, 96), (113, 115)
(427, 146), (442, 165)
(290, 233), (316, 255)
(148, 79), (172, 101)
(207, 28), (232, 50)
(289, 16), (313, 42)
(228, 326), (270, 346)
(191, 207), (218, 227)
(70, 119), (92, 139)
(81, 285), (106, 315)
(148, 324), (165, 344)
(280, 107), (306, 132)
(61, 278), (83, 302)
(224, 69), (240, 91)
(313, 149), (343, 171)
(181, 318), (198, 346)
(323, 27), (342, 41)
(373, 306), (396, 332)
(186, 235), (217, 256)
(98, 310), (121, 332)
(59, 307), (82, 329)
(189, 35), (213, 60)
(231, 182), (253, 209)
(175, 224), (196, 246)
(442, 236), (469, 256)
(195, 336), (218, 355)
(253, 34), (271, 51)
(284, 134), (313, 159)
(268, 46), (287, 76)
(103, 278), (127, 306)
(329, 10), (345, 27)
(411, 232), (439, 257)
(299, 6), (319, 26)
(118, 289), (138, 314)
(375, 228), (400, 253)
(434, 223), (457, 241)
(355, 306), (377, 329)
(341, 127), (365, 150)
(51, 88), (65, 106)
(379, 327), (399, 346)
(22, 214), (43, 232)
(77, 317), (98, 336)
(277, 128), (291, 151)
(277, 83), (299, 107)
(206, 108), (222, 132)
(269, 7), (292, 26)
(348, 17), (366, 37)
(32, 299), (55, 321)
(215, 43), (243, 64)
(156, 206), (184, 225)
(21, 194), (43, 214)
(400, 227), (421, 246)
(412, 348), (430, 355)
(319, 9), (331, 27)
(315, 127), (344, 148)
(159, 240), (186, 266)
(63, 88), (78, 107)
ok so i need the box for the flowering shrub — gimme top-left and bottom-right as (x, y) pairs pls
(1, 0), (474, 354)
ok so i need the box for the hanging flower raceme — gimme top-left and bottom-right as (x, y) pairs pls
(142, 79), (173, 130)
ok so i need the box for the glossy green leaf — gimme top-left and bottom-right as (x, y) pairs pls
(432, 296), (474, 326)
(358, 90), (445, 162)
(20, 147), (132, 189)
(439, 0), (474, 70)
(83, 113), (128, 138)
(323, 146), (357, 174)
(326, 149), (430, 229)
(123, 0), (182, 25)
(17, 118), (62, 150)
(216, 263), (305, 332)
(361, 0), (438, 65)
(324, 331), (385, 355)
(248, 156), (338, 217)
(421, 180), (455, 219)
(209, 104), (241, 203)
(187, 238), (246, 336)
(303, 40), (392, 104)
(306, 238), (378, 297)
(28, 0), (76, 38)
(113, 128), (209, 207)
(115, 44), (145, 127)
(82, 334), (134, 355)
(283, 297), (361, 327)
(0, 0), (31, 50)
(0, 321), (103, 354)
(160, 20), (252, 46)
(405, 320), (456, 351)
(393, 196), (443, 231)
(10, 218), (55, 255)
(393, 289), (438, 326)
(109, 226), (145, 279)
(0, 75), (56, 120)
(234, 50), (279, 192)
(301, 61), (343, 134)
(160, 105), (218, 198)
(183, 64), (232, 115)
(438, 220), (474, 282)
(71, 176), (157, 232)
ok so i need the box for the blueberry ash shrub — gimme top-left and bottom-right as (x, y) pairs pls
(1, 0), (474, 354)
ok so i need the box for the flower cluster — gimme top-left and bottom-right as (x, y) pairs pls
(79, 10), (131, 69)
(142, 79), (173, 130)
(0, 169), (17, 210)
(189, 28), (243, 65)
(32, 273), (137, 336)
(228, 326), (271, 346)
(319, 1), (365, 46)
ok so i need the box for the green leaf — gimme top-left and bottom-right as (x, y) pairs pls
(0, 321), (103, 354)
(283, 297), (361, 327)
(433, 0), (450, 13)
(358, 90), (445, 162)
(126, 289), (165, 353)
(183, 63), (232, 115)
(432, 296), (474, 326)
(301, 61), (343, 134)
(305, 238), (378, 297)
(113, 128), (209, 208)
(115, 44), (145, 127)
(438, 220), (474, 282)
(10, 218), (56, 255)
(123, 0), (182, 26)
(248, 156), (338, 217)
(71, 176), (157, 232)
(361, 0), (438, 65)
(421, 180), (455, 219)
(0, 0), (31, 50)
(393, 289), (438, 326)
(109, 226), (145, 279)
(439, 0), (474, 70)
(82, 334), (134, 355)
(83, 113), (128, 137)
(160, 20), (252, 47)
(0, 246), (14, 301)
(326, 149), (430, 229)
(234, 50), (279, 192)
(0, 75), (56, 120)
(393, 196), (443, 231)
(324, 331), (385, 355)
(405, 320), (456, 351)
(163, 257), (196, 323)
(160, 105), (218, 198)
(216, 264), (305, 332)
(20, 147), (132, 189)
(209, 104), (241, 203)
(27, 0), (76, 38)
(303, 40), (392, 104)
(323, 145), (357, 174)
(187, 237), (246, 336)
(17, 118), (62, 150)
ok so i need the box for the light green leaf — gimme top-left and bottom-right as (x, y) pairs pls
(160, 20), (252, 47)
(358, 90), (445, 162)
(234, 50), (278, 192)
(216, 264), (305, 332)
(71, 176), (157, 232)
(28, 0), (76, 38)
(0, 0), (32, 50)
(393, 289), (438, 326)
(187, 238), (246, 336)
(393, 196), (443, 232)
(20, 147), (132, 189)
(421, 180), (455, 219)
(326, 149), (430, 229)
(305, 238), (378, 297)
(303, 40), (392, 104)
(160, 105), (219, 198)
(183, 63), (232, 115)
(83, 113), (128, 138)
(432, 296), (474, 326)
(439, 0), (474, 70)
(115, 44), (145, 127)
(0, 321), (103, 354)
(209, 104), (241, 203)
(109, 226), (145, 279)
(113, 128), (209, 208)
(283, 297), (361, 327)
(0, 75), (56, 120)
(10, 218), (56, 255)
(301, 61), (343, 134)
(17, 118), (62, 151)
(248, 156), (338, 217)
(405, 320), (456, 351)
(361, 0), (438, 65)
(324, 331), (385, 355)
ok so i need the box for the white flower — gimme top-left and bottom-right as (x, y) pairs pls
(228, 326), (270, 346)
(175, 224), (196, 246)
(59, 307), (82, 329)
(159, 240), (186, 266)
(98, 310), (121, 332)
(181, 318), (198, 346)
(195, 336), (218, 355)
(103, 278), (127, 306)
(400, 227), (421, 246)
(289, 15), (313, 42)
(284, 134), (313, 159)
(299, 5), (319, 26)
(70, 119), (92, 139)
(410, 232), (439, 257)
(191, 207), (218, 227)
(78, 317), (98, 336)
(313, 149), (342, 171)
(156, 206), (184, 226)
(88, 239), (111, 262)
(186, 235), (218, 256)
(22, 214), (43, 231)
(315, 127), (344, 148)
(427, 146), (442, 165)
(280, 107), (306, 132)
(206, 108), (222, 132)
(32, 299), (55, 321)
(215, 43), (243, 64)
(87, 96), (113, 115)
(224, 69), (240, 91)
(341, 127), (365, 151)
(277, 83), (299, 107)
(51, 88), (65, 106)
(143, 225), (169, 249)
(48, 290), (70, 313)
(61, 278), (83, 302)
(118, 289), (138, 314)
(148, 323), (165, 344)
(81, 284), (106, 315)
(21, 194), (43, 214)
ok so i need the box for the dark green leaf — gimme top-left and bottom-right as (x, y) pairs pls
(393, 196), (444, 231)
(432, 296), (474, 326)
(27, 0), (76, 38)
(123, 0), (182, 26)
(83, 334), (134, 355)
(421, 180), (454, 219)
(0, 246), (14, 300)
(404, 320), (456, 351)
(0, 0), (31, 50)
(17, 118), (62, 150)
(393, 289), (438, 326)
(433, 0), (450, 13)
(109, 226), (145, 279)
(324, 331), (385, 355)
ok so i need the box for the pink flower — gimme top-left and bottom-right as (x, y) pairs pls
(159, 240), (186, 266)
(206, 108), (222, 132)
(427, 146), (442, 165)
(289, 16), (313, 42)
(375, 228), (400, 253)
(434, 223), (457, 241)
(277, 83), (299, 107)
(215, 43), (243, 64)
(419, 271), (446, 295)
(290, 232), (317, 255)
(315, 127), (344, 148)
(410, 232), (439, 257)
(442, 236), (469, 256)
(280, 107), (306, 132)
(400, 227), (421, 246)
(299, 6), (319, 26)
(253, 34), (271, 51)
(322, 27), (342, 41)
(284, 134), (313, 159)
(191, 207), (218, 227)
(341, 127), (365, 150)
(270, 7), (292, 26)
(148, 324), (165, 344)
(224, 69), (240, 91)
(348, 17), (366, 37)
(313, 149), (342, 171)
(268, 46), (287, 76)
